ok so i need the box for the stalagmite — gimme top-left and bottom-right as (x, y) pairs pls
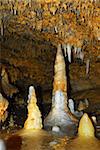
(68, 99), (83, 118)
(0, 93), (9, 123)
(63, 113), (100, 150)
(1, 67), (19, 98)
(24, 86), (42, 130)
(44, 44), (78, 135)
(78, 113), (95, 138)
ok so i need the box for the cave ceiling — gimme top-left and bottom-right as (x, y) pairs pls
(0, 0), (100, 103)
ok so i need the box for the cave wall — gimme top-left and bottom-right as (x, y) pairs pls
(0, 0), (100, 104)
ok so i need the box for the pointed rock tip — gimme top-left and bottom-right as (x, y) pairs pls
(28, 86), (36, 101)
(78, 113), (95, 138)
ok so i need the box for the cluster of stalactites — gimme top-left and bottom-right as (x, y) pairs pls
(62, 43), (90, 76)
(62, 43), (84, 63)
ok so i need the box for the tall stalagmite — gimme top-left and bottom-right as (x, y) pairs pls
(44, 44), (78, 135)
(24, 86), (42, 130)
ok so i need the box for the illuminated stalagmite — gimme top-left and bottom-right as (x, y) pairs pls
(24, 86), (42, 130)
(78, 113), (95, 138)
(68, 113), (100, 150)
(54, 113), (100, 150)
(44, 44), (78, 135)
(0, 93), (9, 123)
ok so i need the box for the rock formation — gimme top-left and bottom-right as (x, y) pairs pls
(0, 0), (100, 104)
(0, 67), (19, 98)
(44, 44), (78, 135)
(78, 99), (89, 111)
(78, 113), (95, 138)
(53, 113), (100, 150)
(0, 93), (9, 123)
(24, 86), (42, 130)
(68, 99), (83, 118)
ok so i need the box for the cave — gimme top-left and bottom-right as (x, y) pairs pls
(0, 0), (100, 150)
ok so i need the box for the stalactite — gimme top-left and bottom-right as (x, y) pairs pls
(67, 43), (72, 63)
(79, 51), (84, 61)
(86, 59), (90, 76)
(62, 43), (67, 57)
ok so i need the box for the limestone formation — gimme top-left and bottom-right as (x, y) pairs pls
(0, 93), (9, 122)
(78, 99), (89, 111)
(44, 44), (78, 135)
(68, 99), (83, 118)
(24, 86), (42, 130)
(0, 67), (19, 98)
(78, 113), (95, 138)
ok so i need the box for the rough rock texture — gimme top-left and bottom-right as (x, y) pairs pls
(44, 44), (78, 135)
(0, 93), (9, 122)
(0, 0), (100, 106)
(24, 86), (42, 130)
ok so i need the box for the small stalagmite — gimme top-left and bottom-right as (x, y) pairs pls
(0, 67), (18, 98)
(24, 86), (42, 130)
(70, 113), (100, 150)
(0, 93), (9, 123)
(55, 115), (100, 150)
(44, 44), (78, 135)
(78, 113), (95, 138)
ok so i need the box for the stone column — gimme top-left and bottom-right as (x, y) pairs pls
(44, 44), (78, 136)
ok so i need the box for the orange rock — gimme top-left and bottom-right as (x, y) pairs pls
(0, 93), (9, 122)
